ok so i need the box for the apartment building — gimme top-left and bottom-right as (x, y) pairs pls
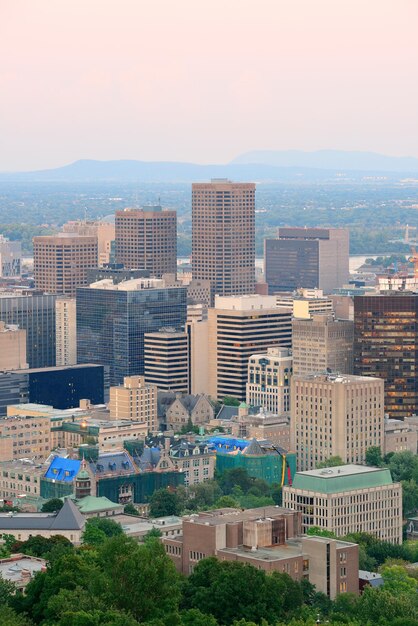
(283, 464), (402, 544)
(246, 347), (292, 414)
(109, 376), (157, 433)
(276, 289), (334, 319)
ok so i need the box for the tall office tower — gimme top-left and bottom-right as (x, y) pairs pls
(186, 315), (209, 395)
(115, 206), (177, 277)
(33, 234), (98, 297)
(265, 227), (349, 293)
(292, 314), (354, 376)
(0, 235), (21, 278)
(0, 322), (27, 370)
(76, 278), (187, 385)
(62, 219), (115, 266)
(246, 347), (292, 414)
(109, 376), (158, 432)
(55, 298), (77, 366)
(144, 328), (189, 393)
(354, 293), (418, 418)
(0, 292), (56, 368)
(291, 373), (384, 471)
(208, 295), (292, 401)
(192, 179), (256, 296)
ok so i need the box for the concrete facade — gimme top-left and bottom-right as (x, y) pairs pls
(0, 414), (51, 461)
(62, 220), (115, 266)
(144, 329), (189, 393)
(0, 236), (21, 278)
(0, 322), (27, 370)
(109, 376), (157, 434)
(246, 347), (292, 414)
(55, 298), (77, 366)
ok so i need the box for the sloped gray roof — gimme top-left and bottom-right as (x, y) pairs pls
(243, 439), (264, 456)
(50, 498), (85, 531)
(0, 498), (85, 531)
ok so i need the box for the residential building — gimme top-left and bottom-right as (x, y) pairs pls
(0, 235), (21, 278)
(158, 392), (214, 431)
(115, 206), (177, 277)
(265, 227), (349, 293)
(170, 441), (216, 485)
(291, 373), (384, 470)
(55, 298), (76, 366)
(246, 347), (292, 414)
(109, 376), (157, 433)
(283, 464), (402, 544)
(0, 291), (56, 368)
(208, 295), (292, 401)
(0, 414), (51, 461)
(62, 219), (115, 266)
(354, 293), (418, 418)
(276, 289), (334, 319)
(0, 322), (27, 370)
(144, 328), (189, 393)
(192, 179), (256, 296)
(292, 314), (354, 376)
(0, 555), (46, 592)
(33, 233), (98, 297)
(76, 278), (187, 385)
(163, 506), (359, 598)
(384, 416), (418, 455)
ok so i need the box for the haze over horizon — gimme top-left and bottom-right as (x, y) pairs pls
(1, 0), (418, 171)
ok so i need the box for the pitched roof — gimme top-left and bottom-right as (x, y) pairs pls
(73, 495), (122, 514)
(44, 456), (81, 482)
(0, 498), (85, 532)
(243, 439), (264, 456)
(49, 498), (85, 530)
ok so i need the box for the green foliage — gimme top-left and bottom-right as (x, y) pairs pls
(12, 534), (73, 558)
(124, 503), (140, 516)
(316, 456), (345, 469)
(41, 498), (64, 513)
(0, 606), (31, 626)
(365, 446), (384, 467)
(149, 488), (182, 517)
(307, 527), (336, 539)
(82, 517), (123, 546)
(222, 397), (241, 407)
(215, 495), (239, 508)
(0, 576), (18, 605)
(178, 417), (200, 435)
(143, 528), (162, 543)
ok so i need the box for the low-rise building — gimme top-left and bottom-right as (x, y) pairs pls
(0, 322), (27, 370)
(384, 417), (418, 455)
(0, 554), (46, 592)
(109, 375), (157, 433)
(283, 464), (402, 544)
(0, 459), (45, 500)
(0, 414), (51, 462)
(169, 441), (215, 486)
(158, 392), (214, 431)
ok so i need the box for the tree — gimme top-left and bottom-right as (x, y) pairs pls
(124, 503), (140, 516)
(222, 397), (240, 407)
(316, 456), (345, 469)
(41, 497), (64, 513)
(218, 468), (253, 494)
(181, 608), (218, 626)
(307, 527), (336, 539)
(143, 528), (162, 543)
(0, 606), (31, 626)
(388, 451), (418, 482)
(82, 524), (107, 547)
(149, 488), (182, 517)
(215, 495), (239, 508)
(13, 534), (72, 558)
(402, 479), (418, 516)
(365, 446), (384, 467)
(84, 517), (123, 537)
(0, 576), (17, 605)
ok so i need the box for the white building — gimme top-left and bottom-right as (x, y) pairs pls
(246, 347), (292, 414)
(56, 298), (77, 366)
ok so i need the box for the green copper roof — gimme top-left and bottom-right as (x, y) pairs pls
(73, 495), (121, 513)
(291, 465), (394, 494)
(239, 402), (249, 408)
(77, 469), (90, 480)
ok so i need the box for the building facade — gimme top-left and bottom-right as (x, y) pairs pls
(170, 441), (215, 486)
(354, 293), (418, 418)
(246, 347), (292, 414)
(55, 298), (77, 366)
(192, 180), (256, 296)
(76, 278), (187, 385)
(265, 227), (349, 294)
(109, 376), (158, 434)
(291, 373), (384, 470)
(115, 206), (177, 277)
(0, 414), (51, 461)
(33, 234), (98, 297)
(62, 219), (115, 266)
(292, 314), (354, 376)
(208, 296), (292, 401)
(283, 464), (402, 544)
(276, 289), (334, 319)
(0, 235), (21, 278)
(0, 322), (27, 370)
(144, 328), (189, 393)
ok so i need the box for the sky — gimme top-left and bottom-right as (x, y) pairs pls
(1, 0), (418, 171)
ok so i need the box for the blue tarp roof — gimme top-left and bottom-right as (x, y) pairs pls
(44, 457), (81, 482)
(207, 436), (249, 452)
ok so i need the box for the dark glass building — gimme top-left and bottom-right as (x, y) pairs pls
(0, 292), (56, 368)
(76, 280), (187, 385)
(354, 293), (418, 418)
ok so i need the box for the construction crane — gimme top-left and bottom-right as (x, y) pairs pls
(408, 246), (418, 278)
(270, 444), (293, 488)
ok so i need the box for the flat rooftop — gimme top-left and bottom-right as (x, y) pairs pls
(0, 555), (46, 582)
(292, 372), (381, 384)
(184, 506), (295, 527)
(291, 464), (394, 494)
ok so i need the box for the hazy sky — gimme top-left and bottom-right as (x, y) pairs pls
(1, 0), (418, 170)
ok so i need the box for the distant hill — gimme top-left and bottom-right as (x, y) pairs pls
(231, 149), (418, 172)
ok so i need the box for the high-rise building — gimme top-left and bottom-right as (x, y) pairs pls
(192, 179), (255, 296)
(33, 234), (98, 297)
(144, 328), (189, 393)
(291, 373), (384, 471)
(276, 288), (334, 319)
(62, 220), (115, 266)
(0, 292), (56, 368)
(354, 293), (418, 418)
(265, 227), (349, 293)
(76, 278), (187, 385)
(55, 298), (77, 366)
(246, 347), (292, 414)
(208, 295), (292, 401)
(283, 464), (402, 544)
(109, 376), (158, 433)
(292, 314), (354, 376)
(0, 322), (27, 370)
(115, 206), (177, 277)
(186, 315), (209, 395)
(0, 235), (21, 278)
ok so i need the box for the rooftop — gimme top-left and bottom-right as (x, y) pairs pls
(292, 372), (382, 384)
(0, 555), (46, 583)
(290, 464), (395, 494)
(0, 498), (85, 531)
(183, 506), (295, 527)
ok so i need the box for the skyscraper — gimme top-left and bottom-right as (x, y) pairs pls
(144, 328), (189, 393)
(0, 235), (21, 278)
(115, 206), (177, 277)
(62, 219), (115, 266)
(76, 278), (187, 385)
(55, 298), (77, 366)
(354, 293), (418, 418)
(192, 179), (255, 296)
(265, 227), (349, 293)
(33, 234), (98, 297)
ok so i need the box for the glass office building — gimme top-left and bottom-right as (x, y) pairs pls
(76, 280), (187, 385)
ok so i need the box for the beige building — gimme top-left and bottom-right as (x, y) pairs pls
(276, 289), (334, 319)
(144, 329), (189, 393)
(62, 219), (115, 266)
(0, 459), (45, 500)
(283, 464), (402, 544)
(208, 295), (292, 401)
(292, 314), (354, 376)
(0, 322), (27, 370)
(211, 405), (291, 450)
(0, 414), (51, 462)
(109, 376), (157, 433)
(163, 394), (214, 431)
(55, 298), (77, 366)
(169, 441), (216, 485)
(384, 417), (418, 455)
(192, 180), (256, 296)
(115, 206), (177, 277)
(163, 506), (358, 598)
(291, 373), (384, 470)
(186, 316), (209, 395)
(0, 235), (21, 278)
(33, 233), (98, 297)
(246, 347), (292, 414)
